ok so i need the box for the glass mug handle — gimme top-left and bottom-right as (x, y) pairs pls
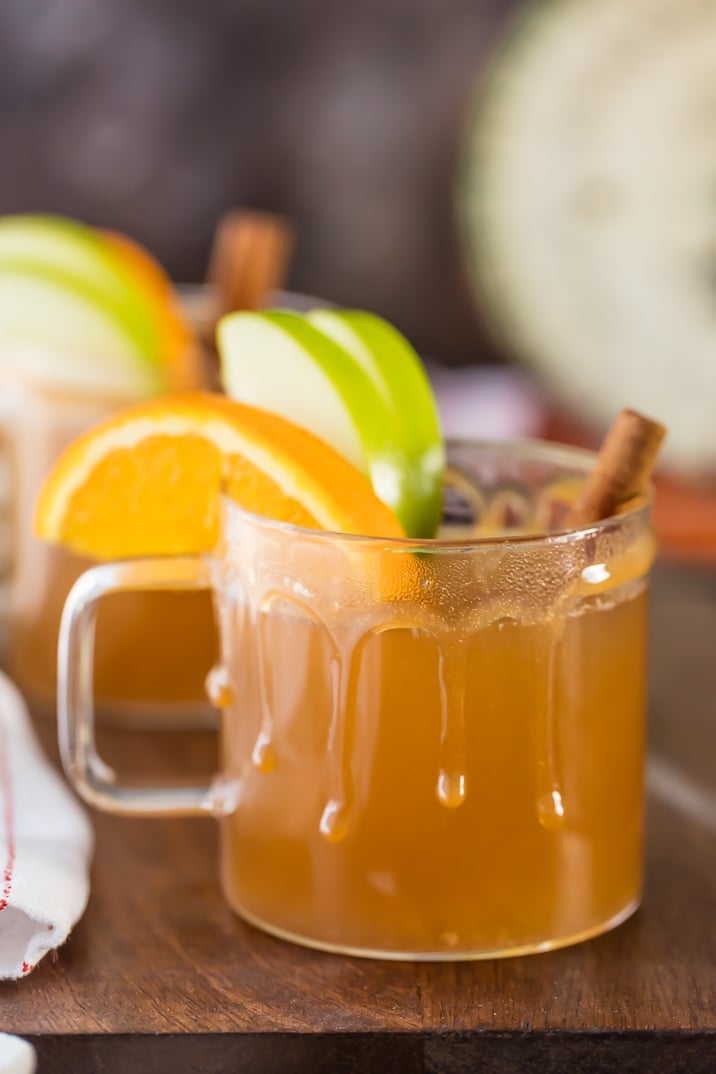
(58, 556), (237, 817)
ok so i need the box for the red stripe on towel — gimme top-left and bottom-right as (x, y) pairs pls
(0, 720), (15, 911)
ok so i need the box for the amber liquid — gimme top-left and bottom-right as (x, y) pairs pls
(219, 578), (647, 958)
(9, 543), (217, 722)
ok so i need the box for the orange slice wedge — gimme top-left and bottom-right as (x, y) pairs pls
(33, 392), (405, 560)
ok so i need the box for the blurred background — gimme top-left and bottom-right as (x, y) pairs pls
(0, 0), (505, 364)
(1, 0), (715, 555)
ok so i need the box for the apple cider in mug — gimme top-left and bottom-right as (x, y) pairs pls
(216, 466), (652, 957)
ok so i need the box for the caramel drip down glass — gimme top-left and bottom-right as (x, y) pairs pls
(57, 440), (655, 960)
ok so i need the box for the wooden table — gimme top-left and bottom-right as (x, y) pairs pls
(3, 562), (716, 1073)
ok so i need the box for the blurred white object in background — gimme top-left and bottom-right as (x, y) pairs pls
(461, 0), (716, 472)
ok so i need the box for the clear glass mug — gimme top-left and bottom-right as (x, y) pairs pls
(58, 440), (655, 960)
(1, 376), (218, 726)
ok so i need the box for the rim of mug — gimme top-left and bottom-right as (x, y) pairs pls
(220, 437), (653, 553)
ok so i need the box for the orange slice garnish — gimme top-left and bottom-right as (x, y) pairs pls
(34, 392), (405, 560)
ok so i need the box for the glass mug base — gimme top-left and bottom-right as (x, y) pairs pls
(226, 895), (642, 961)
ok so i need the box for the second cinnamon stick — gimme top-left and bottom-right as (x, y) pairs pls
(568, 408), (666, 527)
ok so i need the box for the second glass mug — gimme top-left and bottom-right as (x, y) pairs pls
(2, 376), (218, 726)
(58, 441), (655, 960)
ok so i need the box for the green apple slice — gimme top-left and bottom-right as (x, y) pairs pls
(218, 309), (440, 535)
(0, 267), (164, 395)
(0, 215), (159, 361)
(308, 309), (444, 538)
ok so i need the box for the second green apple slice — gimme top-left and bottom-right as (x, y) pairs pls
(308, 309), (444, 538)
(0, 215), (159, 361)
(0, 266), (164, 395)
(218, 310), (436, 536)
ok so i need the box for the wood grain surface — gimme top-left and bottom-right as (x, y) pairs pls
(2, 563), (715, 1073)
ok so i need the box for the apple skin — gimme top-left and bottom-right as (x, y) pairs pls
(218, 309), (444, 538)
(308, 309), (444, 539)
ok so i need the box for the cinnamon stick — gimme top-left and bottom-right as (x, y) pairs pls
(567, 408), (666, 526)
(207, 209), (295, 317)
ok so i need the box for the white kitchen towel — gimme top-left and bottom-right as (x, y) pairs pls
(0, 671), (92, 979)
